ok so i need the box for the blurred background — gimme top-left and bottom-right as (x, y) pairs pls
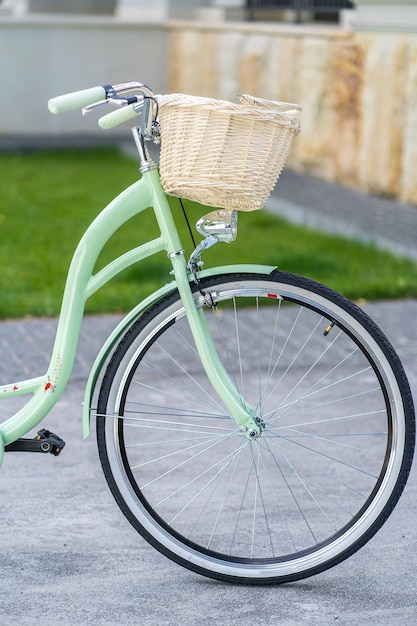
(1, 0), (416, 204)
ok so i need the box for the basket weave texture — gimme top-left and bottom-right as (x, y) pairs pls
(157, 93), (301, 211)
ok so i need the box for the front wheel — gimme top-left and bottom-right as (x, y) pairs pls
(96, 271), (415, 584)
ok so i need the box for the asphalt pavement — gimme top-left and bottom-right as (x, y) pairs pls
(268, 169), (417, 261)
(1, 170), (417, 626)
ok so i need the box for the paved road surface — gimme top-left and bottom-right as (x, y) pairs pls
(0, 299), (416, 626)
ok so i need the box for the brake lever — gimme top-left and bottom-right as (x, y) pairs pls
(82, 99), (109, 115)
(82, 95), (141, 116)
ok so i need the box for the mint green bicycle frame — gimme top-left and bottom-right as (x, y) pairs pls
(0, 163), (272, 466)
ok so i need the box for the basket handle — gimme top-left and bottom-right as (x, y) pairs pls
(237, 94), (302, 114)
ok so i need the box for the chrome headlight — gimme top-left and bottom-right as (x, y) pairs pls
(196, 209), (237, 243)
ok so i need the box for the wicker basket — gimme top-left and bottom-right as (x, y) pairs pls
(157, 93), (301, 212)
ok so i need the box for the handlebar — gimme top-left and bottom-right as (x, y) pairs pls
(48, 82), (157, 134)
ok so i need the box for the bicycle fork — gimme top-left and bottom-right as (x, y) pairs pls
(172, 256), (262, 439)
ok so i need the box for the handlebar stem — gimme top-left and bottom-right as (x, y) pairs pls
(131, 127), (157, 173)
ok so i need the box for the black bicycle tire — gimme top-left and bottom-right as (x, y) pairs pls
(96, 270), (415, 584)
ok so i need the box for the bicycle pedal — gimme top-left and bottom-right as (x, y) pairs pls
(36, 429), (66, 456)
(5, 429), (66, 455)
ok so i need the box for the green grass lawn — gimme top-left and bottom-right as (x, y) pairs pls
(1, 147), (417, 318)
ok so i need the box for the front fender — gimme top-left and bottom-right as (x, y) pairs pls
(82, 263), (276, 438)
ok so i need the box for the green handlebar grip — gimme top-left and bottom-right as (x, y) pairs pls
(98, 101), (143, 130)
(48, 86), (107, 114)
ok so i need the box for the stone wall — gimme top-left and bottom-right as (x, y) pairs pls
(168, 22), (417, 205)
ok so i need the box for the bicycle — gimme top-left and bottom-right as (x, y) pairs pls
(0, 81), (414, 585)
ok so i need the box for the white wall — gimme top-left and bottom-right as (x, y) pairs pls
(0, 15), (168, 141)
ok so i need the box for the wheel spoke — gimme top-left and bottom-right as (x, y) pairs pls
(97, 273), (413, 584)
